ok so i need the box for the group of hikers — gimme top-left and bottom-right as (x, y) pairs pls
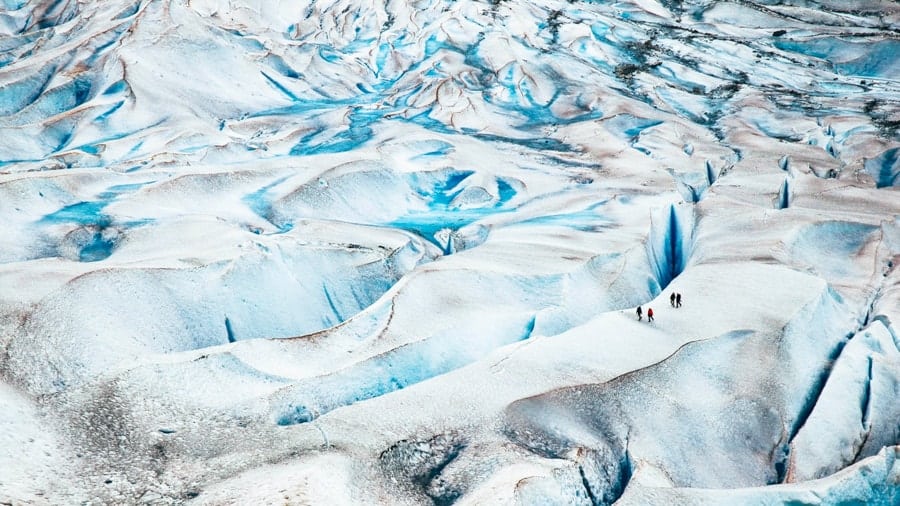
(635, 292), (683, 322)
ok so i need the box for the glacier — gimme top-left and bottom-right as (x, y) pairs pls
(0, 0), (899, 504)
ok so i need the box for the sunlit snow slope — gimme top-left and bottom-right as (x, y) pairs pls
(1, 0), (899, 504)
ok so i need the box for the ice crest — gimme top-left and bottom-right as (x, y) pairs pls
(1, 0), (899, 504)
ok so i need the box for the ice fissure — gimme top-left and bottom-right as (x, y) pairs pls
(860, 356), (874, 432)
(784, 319), (900, 483)
(647, 203), (693, 292)
(576, 463), (600, 506)
(572, 447), (633, 506)
(776, 178), (791, 210)
(224, 317), (235, 343)
(705, 161), (718, 187)
(865, 148), (900, 188)
(782, 332), (853, 471)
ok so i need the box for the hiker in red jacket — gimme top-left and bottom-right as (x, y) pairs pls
(647, 307), (654, 322)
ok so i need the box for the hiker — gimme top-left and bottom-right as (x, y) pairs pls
(670, 292), (676, 307)
(647, 307), (654, 322)
(636, 306), (643, 321)
(676, 293), (682, 307)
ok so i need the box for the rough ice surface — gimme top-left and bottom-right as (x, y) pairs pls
(0, 0), (899, 504)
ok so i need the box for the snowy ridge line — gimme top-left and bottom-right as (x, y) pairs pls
(499, 289), (855, 499)
(2, 0), (900, 503)
(285, 262), (851, 502)
(618, 446), (899, 504)
(523, 328), (754, 405)
(266, 195), (694, 427)
(271, 312), (538, 425)
(779, 328), (854, 481)
(784, 318), (900, 483)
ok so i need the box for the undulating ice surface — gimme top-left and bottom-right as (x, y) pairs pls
(1, 0), (899, 504)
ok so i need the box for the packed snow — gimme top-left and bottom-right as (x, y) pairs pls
(1, 0), (899, 504)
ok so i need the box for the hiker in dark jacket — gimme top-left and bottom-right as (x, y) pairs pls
(636, 306), (643, 321)
(670, 292), (676, 307)
(676, 293), (682, 307)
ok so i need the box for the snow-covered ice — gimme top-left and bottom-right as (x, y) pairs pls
(1, 0), (899, 504)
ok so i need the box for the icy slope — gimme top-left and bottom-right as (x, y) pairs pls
(1, 0), (899, 504)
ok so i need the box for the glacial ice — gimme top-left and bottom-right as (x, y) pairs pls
(1, 0), (899, 504)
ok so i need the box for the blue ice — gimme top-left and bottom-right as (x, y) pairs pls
(513, 201), (612, 232)
(112, 1), (141, 20)
(96, 181), (154, 200)
(391, 171), (517, 252)
(264, 54), (300, 79)
(647, 204), (691, 290)
(74, 144), (100, 155)
(39, 181), (155, 228)
(317, 46), (341, 63)
(84, 25), (132, 65)
(242, 175), (292, 227)
(261, 71), (299, 101)
(93, 100), (124, 122)
(605, 114), (663, 139)
(389, 212), (489, 254)
(373, 41), (391, 77)
(791, 221), (879, 277)
(0, 66), (54, 116)
(1, 0), (28, 9)
(9, 76), (92, 126)
(289, 108), (383, 155)
(864, 148), (899, 188)
(78, 233), (115, 262)
(276, 315), (536, 425)
(752, 118), (803, 142)
(39, 201), (111, 227)
(470, 131), (574, 152)
(410, 140), (454, 159)
(407, 169), (475, 207)
(774, 38), (900, 78)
